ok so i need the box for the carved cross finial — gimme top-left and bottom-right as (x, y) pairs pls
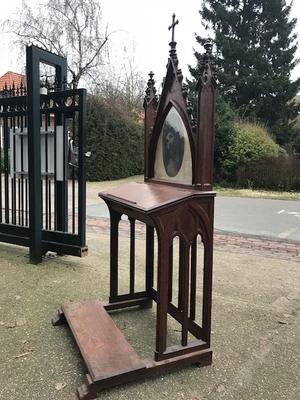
(168, 13), (179, 43)
(168, 14), (179, 67)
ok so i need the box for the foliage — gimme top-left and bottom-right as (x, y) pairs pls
(285, 116), (300, 155)
(3, 0), (109, 88)
(86, 95), (144, 181)
(214, 95), (237, 179)
(224, 121), (285, 176)
(236, 156), (300, 191)
(190, 0), (300, 144)
(92, 47), (145, 119)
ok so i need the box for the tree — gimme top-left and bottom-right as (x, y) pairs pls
(190, 0), (300, 144)
(92, 44), (145, 119)
(3, 0), (110, 88)
(213, 95), (237, 180)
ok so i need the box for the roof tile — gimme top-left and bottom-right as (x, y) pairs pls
(0, 71), (26, 91)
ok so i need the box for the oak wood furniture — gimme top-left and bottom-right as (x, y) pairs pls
(53, 15), (217, 400)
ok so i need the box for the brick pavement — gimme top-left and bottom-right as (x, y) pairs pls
(87, 217), (300, 260)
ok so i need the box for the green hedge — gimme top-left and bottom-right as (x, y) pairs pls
(224, 121), (285, 173)
(219, 121), (300, 190)
(236, 156), (300, 191)
(218, 121), (286, 184)
(86, 95), (144, 181)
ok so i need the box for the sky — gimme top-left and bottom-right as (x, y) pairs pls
(1, 0), (300, 85)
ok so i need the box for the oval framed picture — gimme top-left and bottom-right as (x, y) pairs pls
(154, 106), (192, 184)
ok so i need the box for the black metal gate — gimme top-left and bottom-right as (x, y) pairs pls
(0, 45), (87, 263)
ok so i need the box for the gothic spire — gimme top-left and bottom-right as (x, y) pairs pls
(199, 39), (217, 84)
(144, 71), (158, 107)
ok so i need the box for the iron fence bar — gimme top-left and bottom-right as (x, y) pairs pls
(45, 110), (49, 230)
(72, 166), (75, 233)
(55, 105), (68, 232)
(25, 178), (28, 226)
(55, 58), (68, 234)
(12, 116), (17, 225)
(20, 114), (24, 226)
(48, 111), (52, 230)
(77, 89), (86, 246)
(72, 115), (76, 234)
(48, 112), (52, 230)
(53, 113), (57, 231)
(38, 105), (80, 114)
(48, 178), (52, 230)
(18, 177), (21, 225)
(40, 104), (44, 230)
(19, 113), (22, 226)
(42, 229), (82, 245)
(4, 115), (9, 224)
(21, 175), (24, 226)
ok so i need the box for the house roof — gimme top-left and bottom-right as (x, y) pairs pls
(0, 71), (26, 91)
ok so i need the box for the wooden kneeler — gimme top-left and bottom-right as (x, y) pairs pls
(53, 15), (217, 400)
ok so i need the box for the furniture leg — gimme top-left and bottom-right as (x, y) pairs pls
(109, 209), (121, 302)
(155, 235), (169, 360)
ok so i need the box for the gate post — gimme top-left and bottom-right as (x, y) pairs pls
(26, 46), (43, 263)
(26, 45), (68, 263)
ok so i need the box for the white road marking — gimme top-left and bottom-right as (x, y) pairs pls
(278, 227), (300, 239)
(277, 209), (300, 218)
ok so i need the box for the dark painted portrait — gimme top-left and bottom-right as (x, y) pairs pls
(162, 109), (185, 177)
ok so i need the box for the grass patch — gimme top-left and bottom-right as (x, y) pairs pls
(214, 185), (300, 201)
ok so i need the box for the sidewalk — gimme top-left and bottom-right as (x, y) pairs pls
(0, 223), (299, 400)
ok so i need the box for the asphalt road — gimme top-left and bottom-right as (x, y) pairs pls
(214, 197), (300, 242)
(87, 196), (300, 242)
